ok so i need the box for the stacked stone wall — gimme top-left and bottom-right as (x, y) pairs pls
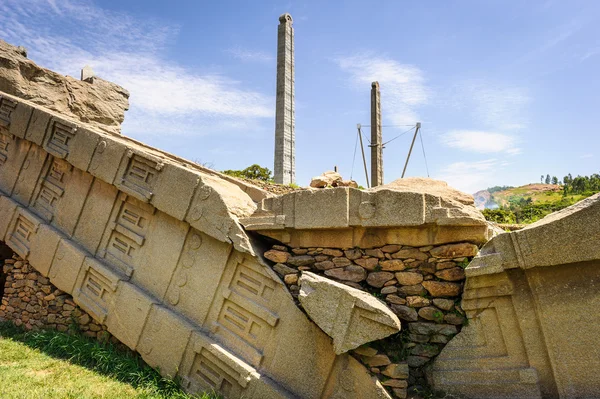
(264, 241), (478, 399)
(0, 244), (113, 342)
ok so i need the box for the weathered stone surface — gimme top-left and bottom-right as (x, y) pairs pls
(380, 259), (405, 271)
(430, 243), (478, 259)
(382, 363), (409, 379)
(299, 272), (400, 354)
(273, 263), (297, 276)
(435, 267), (466, 281)
(354, 257), (379, 270)
(391, 304), (418, 321)
(264, 249), (290, 263)
(363, 354), (392, 367)
(409, 322), (458, 336)
(314, 260), (336, 270)
(324, 265), (367, 282)
(395, 271), (424, 285)
(0, 40), (129, 135)
(422, 281), (462, 297)
(398, 284), (427, 296)
(241, 185), (490, 248)
(287, 255), (316, 266)
(392, 248), (429, 261)
(373, 177), (475, 205)
(432, 298), (454, 311)
(432, 194), (600, 399)
(386, 295), (407, 305)
(406, 296), (431, 308)
(366, 271), (394, 288)
(310, 171), (342, 188)
(411, 344), (440, 358)
(418, 306), (443, 322)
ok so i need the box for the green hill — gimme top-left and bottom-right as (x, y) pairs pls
(474, 181), (600, 225)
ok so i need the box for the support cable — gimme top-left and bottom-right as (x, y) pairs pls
(419, 128), (430, 177)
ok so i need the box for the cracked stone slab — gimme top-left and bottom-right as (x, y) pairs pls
(298, 271), (401, 354)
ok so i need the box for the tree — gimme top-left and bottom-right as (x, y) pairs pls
(545, 174), (551, 184)
(551, 176), (558, 185)
(222, 164), (273, 182)
(540, 175), (544, 183)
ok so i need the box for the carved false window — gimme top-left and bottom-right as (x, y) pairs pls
(120, 152), (163, 201)
(34, 160), (68, 220)
(8, 213), (38, 258)
(0, 96), (16, 130)
(189, 349), (243, 397)
(104, 195), (153, 276)
(0, 133), (10, 166)
(76, 259), (120, 323)
(47, 120), (76, 158)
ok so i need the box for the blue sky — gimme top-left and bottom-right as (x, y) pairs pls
(1, 0), (598, 193)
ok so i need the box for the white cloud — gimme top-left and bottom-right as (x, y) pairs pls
(225, 47), (273, 63)
(448, 81), (530, 131)
(580, 153), (593, 159)
(441, 130), (520, 154)
(437, 159), (499, 194)
(336, 54), (429, 125)
(0, 0), (273, 137)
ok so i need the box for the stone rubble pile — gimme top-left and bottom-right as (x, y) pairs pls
(0, 252), (114, 342)
(264, 241), (477, 398)
(309, 170), (358, 188)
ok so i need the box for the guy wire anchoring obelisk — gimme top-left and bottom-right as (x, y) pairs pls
(274, 13), (295, 184)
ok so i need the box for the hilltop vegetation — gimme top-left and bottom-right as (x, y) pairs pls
(476, 172), (600, 225)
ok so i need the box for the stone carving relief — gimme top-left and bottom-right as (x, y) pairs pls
(46, 119), (77, 158)
(33, 159), (70, 220)
(119, 151), (163, 202)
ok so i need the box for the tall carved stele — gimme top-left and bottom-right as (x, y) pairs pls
(274, 13), (295, 185)
(370, 82), (383, 187)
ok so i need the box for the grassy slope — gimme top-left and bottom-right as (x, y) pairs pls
(0, 322), (217, 399)
(491, 184), (588, 207)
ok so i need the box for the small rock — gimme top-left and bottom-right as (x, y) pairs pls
(366, 272), (394, 288)
(353, 345), (378, 357)
(365, 249), (384, 258)
(444, 313), (466, 325)
(287, 255), (315, 267)
(419, 245), (434, 252)
(315, 255), (329, 262)
(344, 249), (362, 260)
(391, 304), (418, 321)
(411, 344), (440, 358)
(272, 245), (288, 252)
(406, 296), (430, 308)
(322, 248), (343, 257)
(273, 263), (297, 276)
(354, 257), (379, 271)
(380, 259), (405, 271)
(435, 267), (466, 282)
(386, 295), (406, 305)
(382, 363), (409, 379)
(430, 243), (478, 258)
(398, 284), (426, 296)
(43, 294), (55, 302)
(332, 257), (352, 267)
(407, 355), (430, 367)
(363, 354), (391, 367)
(284, 274), (299, 285)
(292, 248), (308, 255)
(422, 281), (462, 297)
(381, 286), (398, 295)
(436, 261), (456, 271)
(382, 379), (408, 388)
(392, 248), (429, 261)
(79, 314), (91, 325)
(430, 334), (449, 344)
(432, 298), (455, 311)
(395, 271), (423, 286)
(409, 322), (458, 336)
(314, 261), (336, 270)
(381, 244), (402, 253)
(418, 306), (443, 322)
(324, 266), (367, 282)
(408, 333), (430, 343)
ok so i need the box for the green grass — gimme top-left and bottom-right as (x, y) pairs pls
(0, 322), (219, 399)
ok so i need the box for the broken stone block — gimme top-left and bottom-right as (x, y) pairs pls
(298, 272), (401, 354)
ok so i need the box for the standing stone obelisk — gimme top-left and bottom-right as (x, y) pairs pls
(274, 13), (295, 185)
(371, 81), (383, 186)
